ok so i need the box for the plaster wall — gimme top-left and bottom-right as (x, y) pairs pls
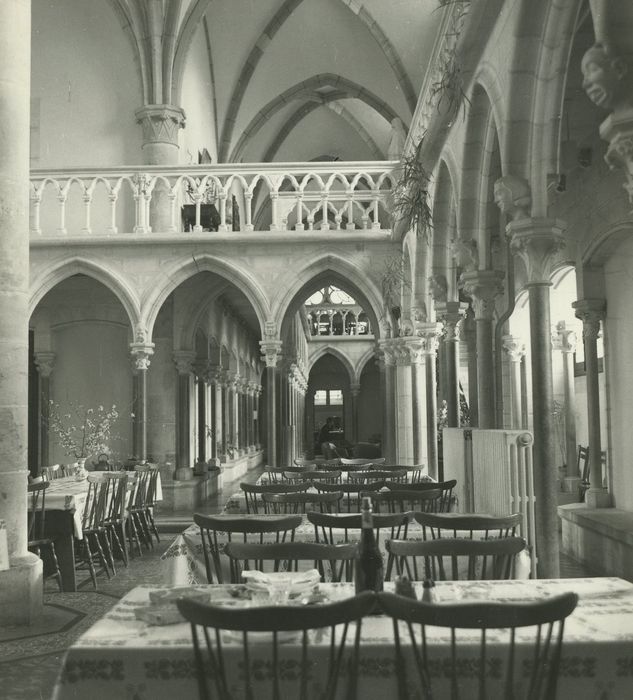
(31, 0), (141, 168)
(603, 235), (633, 510)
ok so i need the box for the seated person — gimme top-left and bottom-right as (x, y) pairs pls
(318, 417), (334, 446)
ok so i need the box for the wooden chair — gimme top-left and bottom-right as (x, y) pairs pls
(377, 590), (578, 700)
(223, 540), (358, 583)
(314, 480), (383, 513)
(316, 460), (345, 471)
(240, 482), (310, 514)
(177, 591), (376, 700)
(293, 458), (317, 467)
(385, 536), (527, 581)
(261, 465), (307, 483)
(27, 481), (63, 591)
(76, 474), (114, 588)
(385, 479), (457, 512)
(41, 464), (61, 480)
(348, 469), (407, 484)
(262, 491), (342, 514)
(308, 510), (409, 579)
(102, 471), (130, 567)
(366, 488), (443, 514)
(193, 513), (302, 583)
(144, 464), (161, 544)
(340, 457), (374, 468)
(413, 512), (522, 540)
(128, 465), (154, 550)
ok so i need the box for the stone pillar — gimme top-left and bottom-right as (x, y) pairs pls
(194, 363), (207, 463)
(213, 370), (225, 462)
(350, 382), (361, 444)
(405, 340), (427, 468)
(34, 351), (55, 469)
(463, 311), (479, 427)
(421, 324), (442, 479)
(260, 339), (282, 466)
(507, 215), (566, 577)
(393, 342), (414, 466)
(552, 322), (579, 482)
(502, 336), (526, 429)
(173, 351), (195, 479)
(436, 302), (468, 427)
(130, 342), (154, 462)
(378, 344), (397, 464)
(135, 104), (186, 232)
(461, 270), (504, 428)
(573, 299), (611, 507)
(0, 0), (43, 625)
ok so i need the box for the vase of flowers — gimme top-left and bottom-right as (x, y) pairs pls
(47, 401), (120, 478)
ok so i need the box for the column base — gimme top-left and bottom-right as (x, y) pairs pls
(0, 553), (43, 625)
(174, 466), (194, 481)
(585, 488), (612, 508)
(562, 476), (582, 493)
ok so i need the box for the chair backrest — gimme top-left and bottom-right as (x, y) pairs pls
(385, 536), (527, 581)
(41, 464), (61, 481)
(413, 512), (522, 540)
(261, 491), (342, 514)
(377, 590), (578, 700)
(177, 591), (376, 700)
(367, 488), (443, 514)
(314, 480), (383, 512)
(82, 474), (109, 531)
(103, 471), (129, 523)
(193, 513), (302, 583)
(223, 540), (358, 583)
(261, 465), (307, 483)
(316, 460), (344, 471)
(240, 481), (310, 514)
(385, 479), (457, 512)
(131, 464), (152, 509)
(27, 480), (50, 543)
(376, 464), (426, 482)
(145, 465), (160, 506)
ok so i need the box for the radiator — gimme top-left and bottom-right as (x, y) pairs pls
(443, 428), (536, 577)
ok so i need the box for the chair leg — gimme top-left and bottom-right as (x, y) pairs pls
(109, 521), (128, 567)
(145, 506), (160, 544)
(80, 536), (99, 589)
(48, 542), (64, 592)
(134, 510), (153, 550)
(90, 531), (111, 579)
(126, 516), (143, 557)
(99, 529), (117, 576)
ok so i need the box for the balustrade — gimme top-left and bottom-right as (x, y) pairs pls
(29, 162), (396, 237)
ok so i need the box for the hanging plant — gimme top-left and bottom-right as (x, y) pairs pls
(391, 138), (432, 240)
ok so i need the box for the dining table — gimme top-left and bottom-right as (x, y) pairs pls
(50, 576), (633, 700)
(160, 513), (532, 585)
(35, 470), (163, 591)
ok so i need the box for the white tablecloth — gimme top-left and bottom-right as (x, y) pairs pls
(160, 515), (531, 585)
(51, 577), (633, 700)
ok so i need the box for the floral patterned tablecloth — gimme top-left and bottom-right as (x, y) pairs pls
(51, 577), (633, 700)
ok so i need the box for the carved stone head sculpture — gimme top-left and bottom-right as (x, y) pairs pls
(493, 175), (532, 221)
(581, 43), (629, 110)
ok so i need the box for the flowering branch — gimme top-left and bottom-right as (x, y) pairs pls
(46, 401), (121, 459)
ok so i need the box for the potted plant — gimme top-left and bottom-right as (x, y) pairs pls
(46, 401), (120, 478)
(390, 138), (432, 240)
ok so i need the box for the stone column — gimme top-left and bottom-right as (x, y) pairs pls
(173, 351), (195, 479)
(34, 351), (55, 469)
(130, 344), (154, 462)
(573, 299), (611, 507)
(507, 215), (566, 577)
(393, 342), (414, 466)
(420, 324), (442, 479)
(502, 336), (526, 429)
(194, 363), (207, 463)
(552, 322), (579, 482)
(436, 302), (468, 427)
(405, 339), (427, 468)
(260, 339), (282, 466)
(377, 343), (397, 464)
(135, 104), (186, 232)
(0, 0), (43, 625)
(349, 382), (361, 444)
(212, 370), (225, 463)
(461, 270), (504, 428)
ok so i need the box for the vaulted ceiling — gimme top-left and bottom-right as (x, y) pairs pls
(104, 0), (441, 163)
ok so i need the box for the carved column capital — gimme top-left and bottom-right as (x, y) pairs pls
(552, 321), (578, 354)
(34, 351), (56, 378)
(507, 218), (567, 285)
(436, 301), (468, 342)
(378, 338), (399, 367)
(417, 322), (443, 356)
(502, 335), (526, 362)
(172, 350), (196, 375)
(460, 269), (505, 320)
(573, 299), (606, 342)
(130, 343), (154, 371)
(259, 339), (283, 368)
(135, 104), (186, 147)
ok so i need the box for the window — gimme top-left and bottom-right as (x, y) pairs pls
(329, 389), (343, 405)
(314, 390), (328, 405)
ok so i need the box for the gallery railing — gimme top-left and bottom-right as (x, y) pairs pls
(29, 161), (397, 237)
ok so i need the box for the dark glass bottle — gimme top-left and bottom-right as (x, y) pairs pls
(355, 496), (384, 594)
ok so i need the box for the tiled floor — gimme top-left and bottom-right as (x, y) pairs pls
(1, 468), (598, 700)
